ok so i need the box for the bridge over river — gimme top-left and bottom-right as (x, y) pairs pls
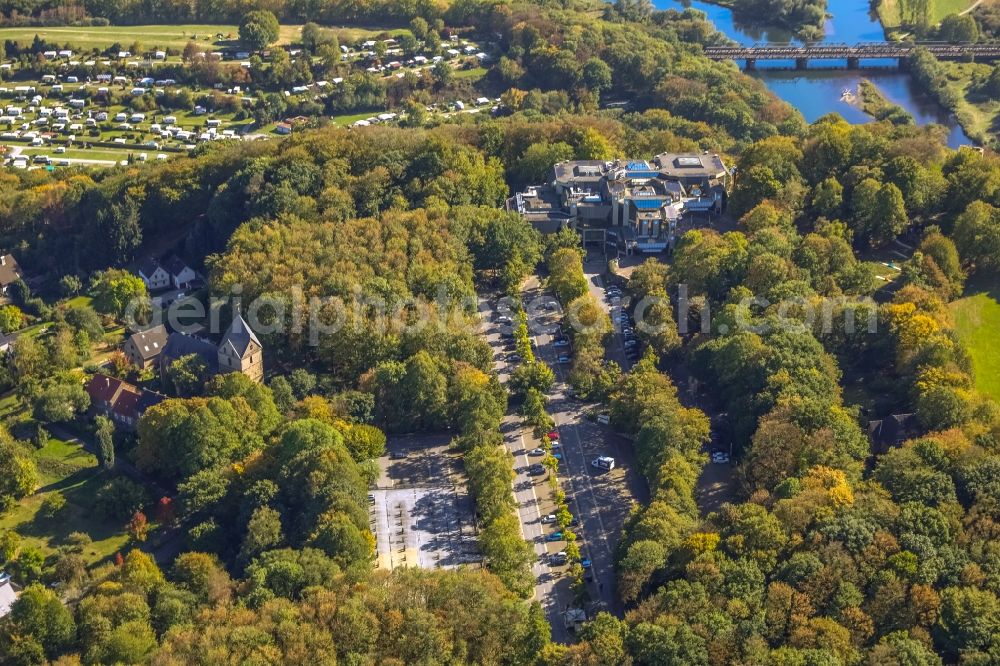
(705, 42), (1000, 70)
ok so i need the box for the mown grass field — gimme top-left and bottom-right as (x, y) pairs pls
(949, 290), (1000, 403)
(0, 435), (131, 565)
(20, 147), (132, 162)
(878, 0), (977, 29)
(0, 23), (304, 51)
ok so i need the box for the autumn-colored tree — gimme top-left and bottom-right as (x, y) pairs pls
(128, 511), (149, 543)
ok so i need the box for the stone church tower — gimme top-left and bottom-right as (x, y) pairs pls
(217, 313), (264, 383)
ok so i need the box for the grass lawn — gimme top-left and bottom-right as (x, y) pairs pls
(0, 24), (304, 52)
(20, 147), (131, 162)
(879, 0), (977, 28)
(454, 66), (488, 81)
(63, 295), (94, 309)
(950, 290), (1000, 403)
(330, 110), (380, 126)
(0, 436), (131, 565)
(0, 391), (23, 421)
(936, 60), (1000, 146)
(329, 26), (411, 43)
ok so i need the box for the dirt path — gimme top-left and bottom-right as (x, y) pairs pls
(959, 0), (982, 16)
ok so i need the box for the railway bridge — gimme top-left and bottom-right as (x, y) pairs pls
(704, 42), (1000, 70)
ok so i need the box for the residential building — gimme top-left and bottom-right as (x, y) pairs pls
(137, 256), (171, 291)
(507, 152), (730, 254)
(868, 413), (918, 455)
(160, 331), (219, 376)
(123, 325), (169, 370)
(137, 255), (195, 291)
(84, 373), (165, 430)
(0, 254), (23, 295)
(0, 572), (17, 618)
(161, 255), (196, 289)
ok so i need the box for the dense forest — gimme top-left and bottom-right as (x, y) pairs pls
(0, 0), (998, 663)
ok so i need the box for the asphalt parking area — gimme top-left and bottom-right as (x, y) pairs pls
(371, 433), (481, 571)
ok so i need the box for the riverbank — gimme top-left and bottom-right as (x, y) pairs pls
(907, 49), (991, 146)
(934, 60), (999, 147)
(858, 78), (915, 124)
(875, 0), (978, 31)
(652, 0), (973, 146)
(696, 0), (827, 39)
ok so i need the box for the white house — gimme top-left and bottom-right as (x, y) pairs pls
(137, 257), (170, 291)
(0, 572), (17, 618)
(162, 255), (196, 289)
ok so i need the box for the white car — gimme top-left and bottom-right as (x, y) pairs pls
(541, 514), (557, 524)
(557, 354), (571, 364)
(529, 448), (545, 456)
(592, 456), (615, 470)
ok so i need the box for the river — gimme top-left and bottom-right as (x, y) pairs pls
(654, 0), (973, 147)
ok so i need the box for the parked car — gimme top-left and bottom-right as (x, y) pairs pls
(528, 464), (546, 476)
(541, 514), (557, 524)
(549, 551), (568, 565)
(557, 354), (571, 364)
(547, 430), (560, 441)
(592, 456), (615, 471)
(553, 337), (570, 347)
(711, 451), (730, 464)
(529, 447), (545, 456)
(547, 532), (563, 541)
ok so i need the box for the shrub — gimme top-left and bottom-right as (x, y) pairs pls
(93, 476), (148, 521)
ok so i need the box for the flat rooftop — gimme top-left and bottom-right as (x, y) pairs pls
(653, 152), (728, 179)
(510, 186), (572, 223)
(553, 160), (608, 184)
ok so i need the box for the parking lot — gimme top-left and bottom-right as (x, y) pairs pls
(582, 253), (639, 371)
(370, 433), (480, 571)
(525, 281), (648, 618)
(480, 281), (648, 624)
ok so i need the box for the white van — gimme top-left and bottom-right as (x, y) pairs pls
(596, 413), (611, 425)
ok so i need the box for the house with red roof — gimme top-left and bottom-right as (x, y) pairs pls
(84, 373), (165, 431)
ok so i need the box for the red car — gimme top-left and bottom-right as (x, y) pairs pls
(547, 430), (560, 441)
